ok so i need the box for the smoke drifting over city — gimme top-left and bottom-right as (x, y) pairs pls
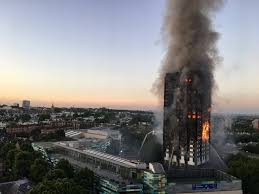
(152, 0), (225, 167)
(153, 0), (224, 103)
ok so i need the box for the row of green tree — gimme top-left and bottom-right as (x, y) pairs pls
(0, 141), (37, 181)
(129, 113), (153, 125)
(30, 159), (94, 194)
(231, 117), (254, 132)
(0, 141), (94, 194)
(4, 113), (51, 123)
(227, 154), (259, 194)
(235, 133), (259, 143)
(14, 128), (69, 142)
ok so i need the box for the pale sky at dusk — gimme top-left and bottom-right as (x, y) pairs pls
(0, 0), (258, 113)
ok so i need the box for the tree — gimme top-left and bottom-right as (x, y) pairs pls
(30, 159), (50, 182)
(129, 114), (153, 125)
(55, 130), (65, 138)
(55, 159), (74, 178)
(0, 143), (16, 158)
(5, 149), (20, 179)
(83, 110), (92, 117)
(228, 154), (259, 194)
(44, 169), (66, 181)
(20, 142), (34, 152)
(14, 151), (33, 177)
(53, 107), (61, 113)
(32, 151), (43, 161)
(30, 128), (41, 140)
(6, 149), (20, 170)
(38, 114), (50, 122)
(73, 168), (94, 191)
(0, 143), (17, 177)
(21, 114), (31, 122)
(29, 178), (87, 194)
(73, 113), (79, 119)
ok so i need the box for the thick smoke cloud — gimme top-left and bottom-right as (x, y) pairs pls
(153, 0), (224, 100)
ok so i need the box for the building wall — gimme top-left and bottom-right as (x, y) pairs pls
(6, 126), (35, 134)
(163, 73), (180, 164)
(252, 119), (259, 129)
(82, 130), (108, 139)
(143, 171), (167, 194)
(97, 178), (143, 194)
(6, 122), (71, 134)
(166, 180), (242, 194)
(22, 100), (30, 110)
(53, 144), (139, 181)
(163, 73), (211, 167)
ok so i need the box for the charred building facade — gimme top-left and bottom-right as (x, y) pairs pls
(163, 72), (211, 167)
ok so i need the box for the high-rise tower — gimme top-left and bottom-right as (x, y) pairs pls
(163, 72), (210, 167)
(22, 100), (30, 111)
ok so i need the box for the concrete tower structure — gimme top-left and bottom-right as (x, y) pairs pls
(163, 73), (210, 167)
(22, 100), (30, 111)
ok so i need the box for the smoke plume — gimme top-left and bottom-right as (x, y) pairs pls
(153, 0), (224, 100)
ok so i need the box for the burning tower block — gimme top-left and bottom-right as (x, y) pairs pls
(163, 72), (211, 167)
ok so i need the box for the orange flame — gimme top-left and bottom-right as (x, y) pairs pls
(202, 121), (209, 142)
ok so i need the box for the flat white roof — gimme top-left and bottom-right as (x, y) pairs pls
(65, 130), (81, 136)
(54, 142), (144, 169)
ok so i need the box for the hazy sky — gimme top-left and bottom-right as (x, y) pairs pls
(0, 0), (258, 113)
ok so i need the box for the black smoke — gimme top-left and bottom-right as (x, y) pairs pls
(153, 0), (224, 105)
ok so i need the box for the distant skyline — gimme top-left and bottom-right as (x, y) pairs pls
(0, 0), (259, 113)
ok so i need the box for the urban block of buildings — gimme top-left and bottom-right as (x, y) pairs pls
(32, 140), (242, 194)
